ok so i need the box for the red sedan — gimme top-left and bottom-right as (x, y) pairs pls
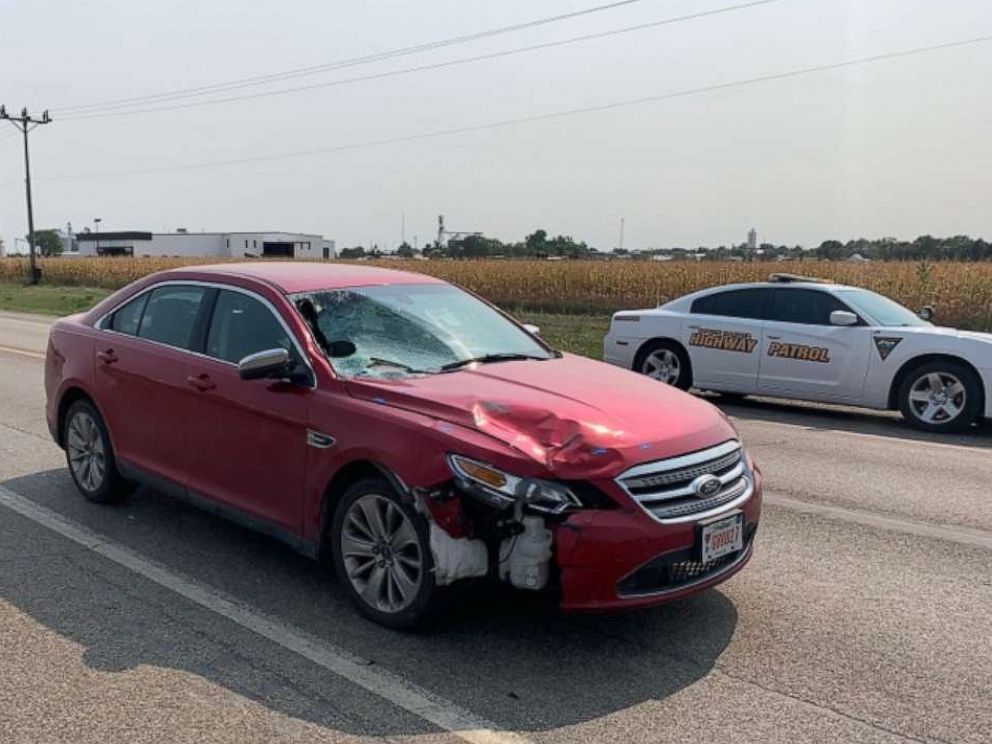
(45, 262), (762, 628)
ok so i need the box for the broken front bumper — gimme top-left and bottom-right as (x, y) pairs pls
(553, 468), (762, 611)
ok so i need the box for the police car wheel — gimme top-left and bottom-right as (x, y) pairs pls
(897, 361), (982, 433)
(637, 341), (691, 390)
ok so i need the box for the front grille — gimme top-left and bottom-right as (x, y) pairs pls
(615, 440), (751, 523)
(617, 523), (757, 597)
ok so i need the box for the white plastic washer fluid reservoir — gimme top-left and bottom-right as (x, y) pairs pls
(500, 515), (553, 591)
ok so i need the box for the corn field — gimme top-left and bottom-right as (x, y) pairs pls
(3, 256), (992, 330)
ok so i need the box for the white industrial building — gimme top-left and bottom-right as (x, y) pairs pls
(70, 229), (335, 260)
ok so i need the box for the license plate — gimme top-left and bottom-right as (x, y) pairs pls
(700, 512), (744, 563)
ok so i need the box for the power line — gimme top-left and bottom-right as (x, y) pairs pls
(43, 34), (992, 181)
(60, 0), (782, 121)
(56, 0), (657, 115)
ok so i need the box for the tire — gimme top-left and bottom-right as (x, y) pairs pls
(897, 360), (983, 433)
(636, 340), (692, 390)
(331, 478), (438, 630)
(715, 391), (747, 402)
(63, 399), (134, 503)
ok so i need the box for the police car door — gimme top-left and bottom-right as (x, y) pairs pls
(681, 287), (767, 393)
(758, 288), (873, 402)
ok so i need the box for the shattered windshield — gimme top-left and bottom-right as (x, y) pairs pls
(292, 283), (552, 378)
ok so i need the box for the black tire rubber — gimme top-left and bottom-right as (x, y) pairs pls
(635, 340), (693, 390)
(331, 478), (439, 630)
(63, 399), (135, 504)
(897, 360), (983, 434)
(715, 391), (748, 402)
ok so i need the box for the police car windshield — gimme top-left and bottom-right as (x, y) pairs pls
(837, 289), (930, 327)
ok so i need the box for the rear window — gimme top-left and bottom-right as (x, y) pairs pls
(137, 286), (207, 349)
(109, 293), (148, 335)
(691, 289), (769, 320)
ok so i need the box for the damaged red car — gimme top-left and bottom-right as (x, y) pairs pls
(45, 263), (762, 628)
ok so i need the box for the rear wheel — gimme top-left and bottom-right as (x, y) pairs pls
(331, 479), (438, 629)
(637, 341), (692, 390)
(897, 361), (982, 433)
(63, 400), (133, 503)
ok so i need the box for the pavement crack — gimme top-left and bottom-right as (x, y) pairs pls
(710, 668), (955, 744)
(0, 421), (51, 442)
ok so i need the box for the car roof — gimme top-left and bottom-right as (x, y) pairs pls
(694, 280), (855, 295)
(162, 261), (446, 293)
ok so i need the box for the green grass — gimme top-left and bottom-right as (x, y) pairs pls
(0, 282), (111, 316)
(513, 311), (611, 359)
(0, 283), (610, 360)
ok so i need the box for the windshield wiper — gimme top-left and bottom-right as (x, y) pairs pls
(440, 353), (545, 372)
(366, 357), (427, 374)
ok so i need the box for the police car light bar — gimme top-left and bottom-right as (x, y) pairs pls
(768, 273), (832, 284)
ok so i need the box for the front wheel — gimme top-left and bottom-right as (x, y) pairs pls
(637, 341), (692, 390)
(331, 479), (438, 629)
(897, 361), (982, 433)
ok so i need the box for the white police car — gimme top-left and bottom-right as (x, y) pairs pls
(603, 275), (992, 433)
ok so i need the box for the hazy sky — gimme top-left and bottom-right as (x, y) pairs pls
(1, 0), (989, 252)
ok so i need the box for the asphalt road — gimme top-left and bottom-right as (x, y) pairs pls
(1, 311), (990, 744)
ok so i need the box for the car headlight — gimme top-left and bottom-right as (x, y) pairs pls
(446, 454), (581, 514)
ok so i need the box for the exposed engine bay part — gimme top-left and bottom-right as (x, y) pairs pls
(499, 515), (552, 591)
(428, 523), (488, 586)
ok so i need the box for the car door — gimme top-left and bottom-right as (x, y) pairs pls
(758, 288), (873, 402)
(94, 284), (210, 487)
(680, 288), (769, 393)
(181, 287), (312, 537)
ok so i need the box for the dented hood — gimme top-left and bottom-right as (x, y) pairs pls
(344, 353), (737, 478)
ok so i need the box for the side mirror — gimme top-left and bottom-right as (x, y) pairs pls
(919, 305), (935, 322)
(522, 323), (541, 336)
(327, 339), (357, 358)
(830, 310), (858, 326)
(238, 348), (292, 380)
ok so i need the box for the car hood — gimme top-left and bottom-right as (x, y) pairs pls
(878, 325), (992, 355)
(344, 353), (738, 478)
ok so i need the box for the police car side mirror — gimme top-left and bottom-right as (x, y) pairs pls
(830, 310), (858, 326)
(919, 305), (935, 322)
(522, 323), (541, 336)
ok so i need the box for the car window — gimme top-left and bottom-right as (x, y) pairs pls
(767, 288), (850, 325)
(691, 288), (770, 320)
(205, 290), (293, 364)
(108, 293), (148, 335)
(136, 285), (207, 349)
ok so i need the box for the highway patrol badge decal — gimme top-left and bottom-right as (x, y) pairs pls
(873, 336), (903, 361)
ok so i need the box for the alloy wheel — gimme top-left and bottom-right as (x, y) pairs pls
(643, 349), (681, 384)
(340, 494), (423, 614)
(907, 371), (966, 425)
(67, 411), (106, 492)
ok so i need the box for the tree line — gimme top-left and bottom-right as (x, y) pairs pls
(339, 229), (592, 259)
(811, 235), (992, 261)
(339, 232), (992, 261)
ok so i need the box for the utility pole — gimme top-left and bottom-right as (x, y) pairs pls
(618, 217), (625, 252)
(1, 106), (52, 284)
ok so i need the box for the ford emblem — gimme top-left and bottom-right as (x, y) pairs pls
(691, 474), (722, 499)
